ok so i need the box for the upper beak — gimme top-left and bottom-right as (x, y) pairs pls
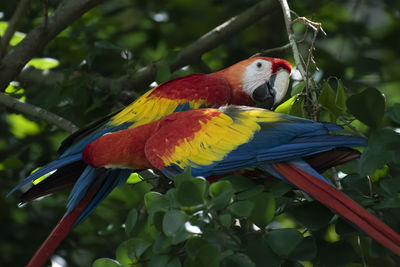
(251, 70), (290, 109)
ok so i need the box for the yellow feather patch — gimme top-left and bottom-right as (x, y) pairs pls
(109, 89), (207, 128)
(159, 109), (269, 169)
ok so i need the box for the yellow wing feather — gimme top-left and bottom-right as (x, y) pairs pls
(109, 89), (207, 128)
(157, 108), (281, 169)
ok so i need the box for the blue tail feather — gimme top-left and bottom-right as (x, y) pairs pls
(259, 159), (332, 186)
(66, 166), (98, 212)
(7, 154), (82, 197)
(74, 169), (131, 224)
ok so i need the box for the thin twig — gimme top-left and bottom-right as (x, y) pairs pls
(251, 43), (291, 57)
(278, 0), (307, 77)
(338, 116), (367, 138)
(0, 0), (31, 58)
(278, 0), (326, 120)
(0, 92), (79, 133)
(331, 167), (342, 189)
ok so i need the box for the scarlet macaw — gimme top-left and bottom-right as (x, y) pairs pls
(11, 56), (292, 203)
(80, 105), (399, 256)
(9, 57), (292, 265)
(28, 106), (400, 265)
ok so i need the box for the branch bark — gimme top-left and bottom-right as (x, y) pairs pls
(0, 92), (78, 133)
(0, 0), (103, 91)
(16, 0), (278, 100)
(0, 0), (31, 58)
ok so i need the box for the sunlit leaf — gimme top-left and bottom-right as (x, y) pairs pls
(27, 58), (60, 70)
(6, 114), (41, 138)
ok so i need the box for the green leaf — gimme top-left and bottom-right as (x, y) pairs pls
(195, 243), (221, 267)
(6, 114), (41, 139)
(275, 96), (296, 114)
(289, 236), (317, 261)
(359, 128), (400, 176)
(379, 177), (400, 197)
(289, 202), (333, 231)
(266, 228), (303, 256)
(317, 241), (358, 266)
(222, 253), (255, 267)
(149, 255), (181, 267)
(236, 185), (264, 201)
(289, 96), (306, 118)
(115, 238), (151, 264)
(209, 188), (234, 210)
(246, 235), (283, 267)
(176, 178), (207, 206)
(185, 237), (209, 260)
(219, 213), (232, 227)
(209, 180), (232, 197)
(318, 82), (341, 121)
(370, 165), (389, 182)
(335, 80), (347, 111)
(124, 208), (138, 235)
(386, 103), (400, 124)
(144, 191), (167, 214)
(248, 192), (275, 228)
(221, 175), (256, 192)
(156, 62), (172, 83)
(346, 87), (385, 128)
(92, 258), (121, 267)
(228, 201), (254, 218)
(291, 81), (306, 96)
(374, 198), (400, 209)
(152, 234), (172, 254)
(27, 58), (59, 70)
(174, 167), (193, 187)
(162, 210), (187, 237)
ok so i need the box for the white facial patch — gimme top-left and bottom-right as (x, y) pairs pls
(273, 70), (290, 105)
(242, 59), (273, 96)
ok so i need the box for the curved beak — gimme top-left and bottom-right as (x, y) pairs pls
(251, 70), (290, 109)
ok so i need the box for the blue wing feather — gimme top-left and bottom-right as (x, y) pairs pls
(187, 118), (367, 178)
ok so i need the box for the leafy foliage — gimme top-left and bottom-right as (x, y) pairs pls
(1, 0), (400, 266)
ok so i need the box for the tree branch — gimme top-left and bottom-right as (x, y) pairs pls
(278, 0), (307, 77)
(0, 0), (103, 91)
(278, 0), (326, 119)
(0, 0), (31, 58)
(0, 92), (79, 133)
(16, 0), (278, 101)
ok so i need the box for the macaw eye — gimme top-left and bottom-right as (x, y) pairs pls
(256, 62), (262, 68)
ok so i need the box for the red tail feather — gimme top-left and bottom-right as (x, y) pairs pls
(272, 162), (400, 256)
(26, 180), (102, 267)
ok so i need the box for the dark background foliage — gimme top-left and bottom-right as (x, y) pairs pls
(0, 0), (400, 266)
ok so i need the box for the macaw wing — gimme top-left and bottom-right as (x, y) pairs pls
(145, 106), (367, 178)
(60, 73), (230, 157)
(108, 73), (230, 127)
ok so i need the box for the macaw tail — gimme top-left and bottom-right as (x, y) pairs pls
(19, 161), (86, 203)
(271, 161), (400, 256)
(26, 176), (104, 267)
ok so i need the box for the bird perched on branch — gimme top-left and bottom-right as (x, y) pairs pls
(82, 105), (399, 257)
(20, 105), (400, 266)
(9, 57), (292, 266)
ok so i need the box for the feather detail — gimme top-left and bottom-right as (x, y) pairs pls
(271, 161), (400, 256)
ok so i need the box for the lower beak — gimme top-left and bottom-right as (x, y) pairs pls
(252, 74), (277, 109)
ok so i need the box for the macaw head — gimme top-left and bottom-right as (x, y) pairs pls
(214, 57), (292, 109)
